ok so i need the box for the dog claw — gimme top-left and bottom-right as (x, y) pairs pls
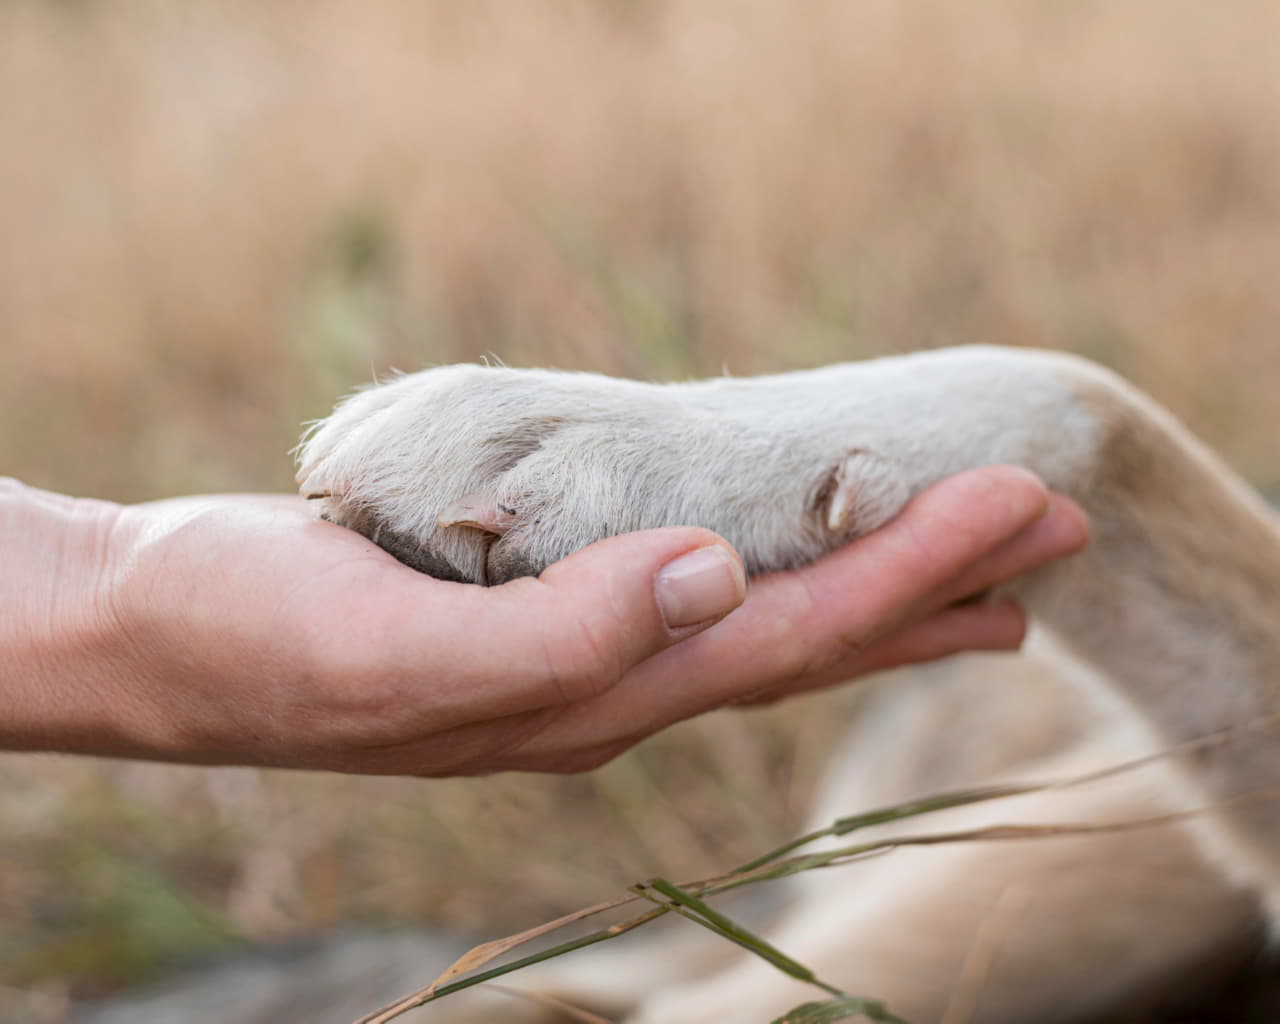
(437, 493), (518, 535)
(820, 450), (908, 538)
(298, 471), (330, 500)
(826, 480), (854, 531)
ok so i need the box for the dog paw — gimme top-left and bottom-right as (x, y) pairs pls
(295, 365), (912, 584)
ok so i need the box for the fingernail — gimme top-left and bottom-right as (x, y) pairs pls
(654, 546), (747, 630)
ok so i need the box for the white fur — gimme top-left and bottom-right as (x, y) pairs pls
(296, 346), (1280, 1021)
(298, 348), (1098, 582)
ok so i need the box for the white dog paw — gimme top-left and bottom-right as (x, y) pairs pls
(296, 365), (913, 584)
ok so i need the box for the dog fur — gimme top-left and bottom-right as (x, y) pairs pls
(293, 346), (1280, 1022)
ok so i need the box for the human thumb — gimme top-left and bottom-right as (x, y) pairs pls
(492, 527), (747, 705)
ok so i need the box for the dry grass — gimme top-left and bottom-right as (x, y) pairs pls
(2, 0), (1279, 1014)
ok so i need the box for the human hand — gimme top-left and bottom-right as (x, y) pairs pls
(1, 466), (1086, 775)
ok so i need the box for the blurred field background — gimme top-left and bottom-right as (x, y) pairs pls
(3, 0), (1279, 1019)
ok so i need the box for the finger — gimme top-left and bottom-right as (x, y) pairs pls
(500, 527), (748, 702)
(413, 599), (1025, 773)
(326, 528), (747, 773)
(503, 466), (1055, 750)
(925, 493), (1090, 611)
(476, 732), (641, 776)
(363, 526), (747, 729)
(729, 600), (1028, 707)
(506, 601), (1028, 766)
(348, 705), (568, 776)
(749, 493), (1085, 701)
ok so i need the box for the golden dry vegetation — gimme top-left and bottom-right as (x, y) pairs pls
(2, 0), (1279, 1019)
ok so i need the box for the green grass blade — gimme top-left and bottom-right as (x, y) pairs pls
(771, 996), (912, 1024)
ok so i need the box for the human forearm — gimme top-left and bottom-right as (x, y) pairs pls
(0, 478), (140, 755)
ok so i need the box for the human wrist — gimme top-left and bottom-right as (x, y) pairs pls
(0, 478), (148, 756)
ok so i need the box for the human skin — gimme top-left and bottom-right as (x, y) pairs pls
(0, 466), (1087, 776)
